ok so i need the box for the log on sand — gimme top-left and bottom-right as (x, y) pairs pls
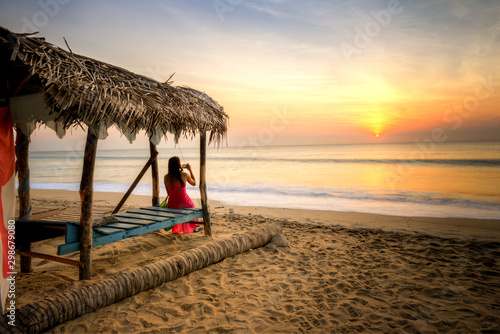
(2, 223), (283, 333)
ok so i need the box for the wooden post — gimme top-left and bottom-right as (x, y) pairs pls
(112, 150), (158, 214)
(79, 128), (98, 280)
(149, 141), (160, 206)
(199, 131), (211, 236)
(15, 127), (32, 273)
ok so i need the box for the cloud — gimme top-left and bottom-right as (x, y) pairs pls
(2, 0), (499, 148)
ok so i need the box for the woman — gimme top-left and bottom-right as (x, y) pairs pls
(164, 156), (201, 234)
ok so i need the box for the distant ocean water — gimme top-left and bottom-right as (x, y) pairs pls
(29, 141), (500, 220)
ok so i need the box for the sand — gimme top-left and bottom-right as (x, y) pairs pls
(10, 190), (500, 333)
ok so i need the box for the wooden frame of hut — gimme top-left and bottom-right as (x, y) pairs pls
(0, 27), (228, 280)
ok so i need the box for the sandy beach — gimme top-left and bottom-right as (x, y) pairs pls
(3, 1), (500, 332)
(11, 189), (500, 333)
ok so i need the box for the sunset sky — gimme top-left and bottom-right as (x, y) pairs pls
(1, 0), (499, 150)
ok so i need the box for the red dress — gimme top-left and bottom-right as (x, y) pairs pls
(167, 184), (198, 234)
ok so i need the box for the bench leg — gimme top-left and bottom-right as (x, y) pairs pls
(20, 243), (32, 273)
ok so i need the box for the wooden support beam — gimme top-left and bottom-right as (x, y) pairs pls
(149, 141), (160, 206)
(15, 127), (32, 273)
(19, 251), (81, 267)
(112, 150), (159, 214)
(79, 128), (98, 280)
(199, 131), (212, 237)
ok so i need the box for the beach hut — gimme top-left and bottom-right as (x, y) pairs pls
(0, 27), (228, 280)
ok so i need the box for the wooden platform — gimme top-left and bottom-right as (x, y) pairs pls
(15, 202), (114, 222)
(57, 206), (203, 255)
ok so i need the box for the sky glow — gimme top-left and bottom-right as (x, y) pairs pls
(1, 0), (499, 150)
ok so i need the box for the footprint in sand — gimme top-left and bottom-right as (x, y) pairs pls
(335, 282), (352, 294)
(340, 303), (360, 318)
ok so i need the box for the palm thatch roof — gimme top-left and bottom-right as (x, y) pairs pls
(0, 27), (228, 144)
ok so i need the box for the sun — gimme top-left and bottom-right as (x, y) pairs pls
(375, 133), (380, 139)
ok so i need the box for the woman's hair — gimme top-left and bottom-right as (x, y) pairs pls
(167, 156), (184, 186)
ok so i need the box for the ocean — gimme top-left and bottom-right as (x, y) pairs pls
(29, 141), (500, 220)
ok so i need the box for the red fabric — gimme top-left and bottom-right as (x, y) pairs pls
(167, 184), (198, 234)
(0, 106), (15, 185)
(0, 106), (15, 279)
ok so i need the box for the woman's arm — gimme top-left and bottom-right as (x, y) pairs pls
(164, 174), (170, 195)
(184, 163), (196, 186)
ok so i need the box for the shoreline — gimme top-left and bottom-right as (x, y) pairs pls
(30, 189), (500, 242)
(30, 181), (500, 221)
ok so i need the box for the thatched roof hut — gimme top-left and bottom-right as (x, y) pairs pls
(0, 27), (227, 280)
(0, 26), (228, 144)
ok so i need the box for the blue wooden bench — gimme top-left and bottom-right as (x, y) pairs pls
(57, 206), (203, 255)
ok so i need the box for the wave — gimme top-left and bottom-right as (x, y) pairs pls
(31, 182), (500, 220)
(30, 151), (500, 168)
(32, 182), (81, 191)
(205, 184), (500, 219)
(207, 157), (500, 167)
(206, 183), (500, 211)
(31, 166), (79, 172)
